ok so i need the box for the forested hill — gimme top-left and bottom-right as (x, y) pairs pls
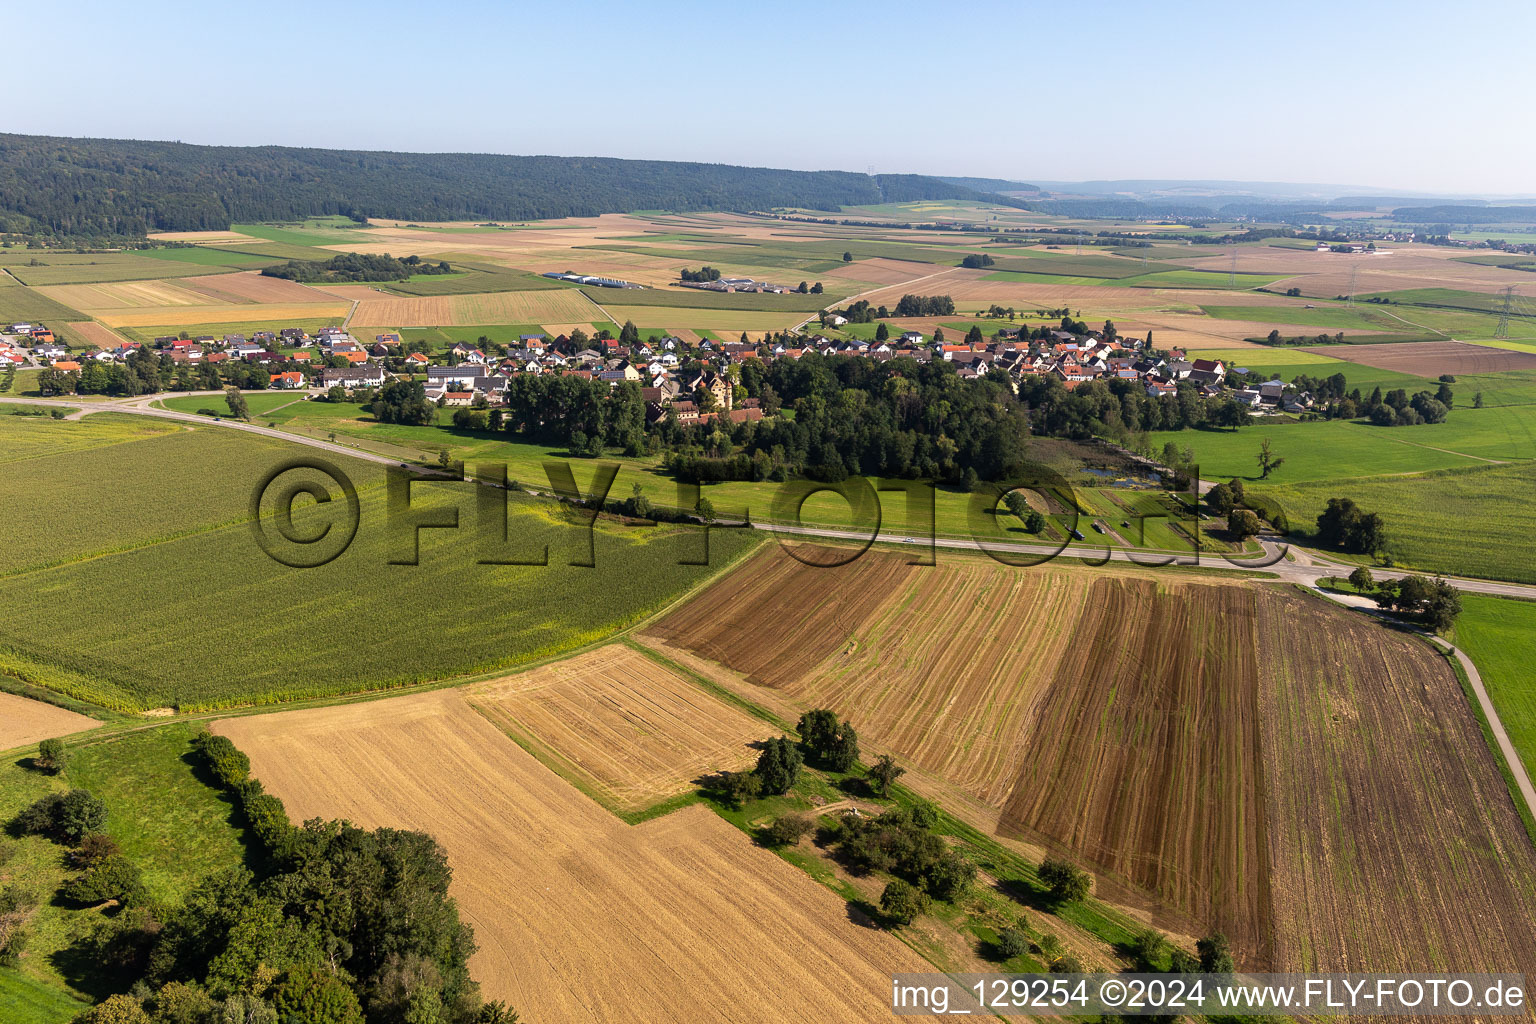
(0, 133), (987, 237)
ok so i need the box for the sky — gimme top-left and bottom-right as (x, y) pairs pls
(8, 0), (1535, 197)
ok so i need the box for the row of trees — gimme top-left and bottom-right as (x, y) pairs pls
(1347, 568), (1463, 632)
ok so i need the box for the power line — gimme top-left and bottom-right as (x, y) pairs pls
(1496, 285), (1515, 339)
(1347, 265), (1358, 309)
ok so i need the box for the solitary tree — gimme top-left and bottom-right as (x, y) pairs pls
(763, 813), (816, 847)
(695, 496), (715, 522)
(1256, 438), (1285, 479)
(842, 251), (853, 263)
(1347, 566), (1375, 591)
(1038, 857), (1091, 904)
(224, 387), (249, 420)
(867, 754), (905, 797)
(35, 738), (67, 775)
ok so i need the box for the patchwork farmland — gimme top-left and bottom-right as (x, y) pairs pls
(640, 545), (1536, 972)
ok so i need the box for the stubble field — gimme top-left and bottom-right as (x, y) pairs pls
(639, 545), (1536, 972)
(214, 689), (928, 1023)
(465, 644), (766, 813)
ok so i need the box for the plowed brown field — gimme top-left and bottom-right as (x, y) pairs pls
(465, 645), (763, 812)
(215, 690), (926, 1022)
(640, 545), (1536, 972)
(1301, 340), (1536, 376)
(0, 692), (100, 751)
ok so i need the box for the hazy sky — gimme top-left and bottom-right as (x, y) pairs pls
(9, 0), (1534, 196)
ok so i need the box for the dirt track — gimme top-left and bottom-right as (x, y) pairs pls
(215, 690), (926, 1023)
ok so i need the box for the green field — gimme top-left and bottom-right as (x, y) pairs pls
(0, 418), (371, 576)
(0, 970), (86, 1024)
(1202, 303), (1407, 332)
(155, 391), (305, 418)
(4, 254), (237, 286)
(206, 240), (334, 262)
(0, 440), (761, 707)
(0, 724), (249, 1005)
(384, 270), (564, 297)
(0, 276), (88, 325)
(1454, 594), (1536, 782)
(1147, 417), (1495, 483)
(1253, 462), (1536, 583)
(984, 253), (1181, 279)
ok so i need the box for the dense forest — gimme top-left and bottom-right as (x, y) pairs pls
(1389, 204), (1536, 224)
(0, 134), (988, 236)
(263, 252), (454, 283)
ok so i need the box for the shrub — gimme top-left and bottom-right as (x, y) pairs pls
(763, 813), (815, 847)
(1050, 955), (1084, 974)
(13, 789), (107, 844)
(866, 754), (905, 797)
(63, 854), (146, 907)
(35, 738), (67, 775)
(1130, 927), (1167, 969)
(71, 993), (152, 1024)
(716, 770), (762, 808)
(996, 926), (1030, 961)
(1197, 932), (1234, 974)
(1038, 857), (1091, 904)
(70, 833), (121, 870)
(879, 879), (929, 926)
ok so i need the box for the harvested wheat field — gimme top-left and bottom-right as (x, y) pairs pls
(350, 288), (598, 327)
(97, 301), (348, 328)
(465, 644), (764, 813)
(178, 270), (329, 304)
(65, 321), (130, 349)
(640, 545), (1536, 973)
(38, 279), (216, 311)
(1302, 340), (1536, 376)
(215, 690), (925, 1023)
(0, 692), (100, 751)
(146, 230), (257, 243)
(824, 257), (950, 286)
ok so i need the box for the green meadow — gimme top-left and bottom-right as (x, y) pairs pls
(0, 724), (249, 1008)
(1253, 462), (1535, 583)
(1454, 594), (1536, 782)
